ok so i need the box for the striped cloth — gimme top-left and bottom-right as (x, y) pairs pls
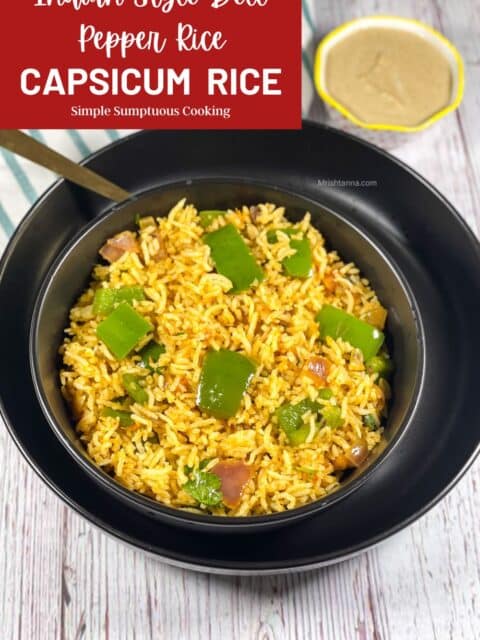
(0, 1), (319, 249)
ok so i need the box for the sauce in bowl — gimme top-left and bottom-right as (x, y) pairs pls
(315, 17), (464, 132)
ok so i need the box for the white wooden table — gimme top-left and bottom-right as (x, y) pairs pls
(1, 1), (479, 638)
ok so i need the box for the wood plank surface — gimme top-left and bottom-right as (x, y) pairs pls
(1, 2), (479, 638)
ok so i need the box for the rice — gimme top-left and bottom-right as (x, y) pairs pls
(59, 201), (390, 516)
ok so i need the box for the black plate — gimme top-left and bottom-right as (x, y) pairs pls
(1, 124), (480, 573)
(31, 181), (422, 532)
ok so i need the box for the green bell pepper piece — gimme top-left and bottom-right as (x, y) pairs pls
(284, 236), (312, 278)
(139, 340), (166, 370)
(122, 373), (148, 405)
(276, 398), (320, 446)
(93, 286), (145, 316)
(197, 349), (256, 419)
(366, 355), (394, 378)
(101, 407), (134, 427)
(267, 228), (313, 278)
(203, 224), (264, 293)
(316, 304), (384, 360)
(199, 210), (227, 228)
(96, 302), (153, 359)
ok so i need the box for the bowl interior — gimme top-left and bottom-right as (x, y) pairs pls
(30, 181), (422, 528)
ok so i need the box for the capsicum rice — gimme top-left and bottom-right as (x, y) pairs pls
(60, 201), (392, 516)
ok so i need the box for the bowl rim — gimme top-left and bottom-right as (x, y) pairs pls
(29, 176), (425, 529)
(314, 15), (465, 133)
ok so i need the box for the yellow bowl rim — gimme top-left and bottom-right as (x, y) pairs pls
(314, 15), (465, 133)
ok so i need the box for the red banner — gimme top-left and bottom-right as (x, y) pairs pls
(0, 0), (302, 129)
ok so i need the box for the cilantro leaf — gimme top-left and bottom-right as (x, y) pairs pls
(183, 470), (223, 506)
(363, 413), (379, 431)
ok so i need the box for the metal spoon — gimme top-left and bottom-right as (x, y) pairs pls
(0, 129), (131, 203)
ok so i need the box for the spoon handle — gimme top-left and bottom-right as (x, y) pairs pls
(0, 130), (131, 203)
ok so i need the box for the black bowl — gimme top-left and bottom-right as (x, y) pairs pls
(1, 124), (479, 572)
(30, 181), (423, 532)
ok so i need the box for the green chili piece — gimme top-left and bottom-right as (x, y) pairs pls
(363, 414), (379, 431)
(203, 224), (264, 293)
(318, 387), (334, 401)
(101, 407), (134, 427)
(139, 340), (166, 370)
(96, 302), (153, 359)
(276, 399), (319, 446)
(197, 349), (256, 419)
(320, 405), (343, 429)
(267, 228), (313, 278)
(93, 286), (145, 315)
(122, 373), (148, 405)
(366, 355), (394, 378)
(199, 210), (227, 228)
(316, 304), (384, 360)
